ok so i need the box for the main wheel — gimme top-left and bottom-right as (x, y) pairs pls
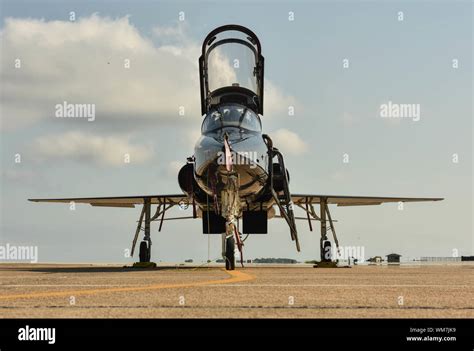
(225, 236), (235, 270)
(139, 241), (150, 263)
(322, 240), (332, 262)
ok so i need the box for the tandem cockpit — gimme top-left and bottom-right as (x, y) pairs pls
(194, 25), (269, 198)
(199, 24), (265, 141)
(201, 105), (262, 137)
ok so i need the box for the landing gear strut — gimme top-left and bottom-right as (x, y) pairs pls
(320, 198), (330, 262)
(131, 198), (155, 267)
(302, 197), (340, 267)
(296, 196), (342, 267)
(219, 169), (242, 271)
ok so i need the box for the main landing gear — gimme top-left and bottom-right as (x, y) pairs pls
(302, 197), (341, 268)
(131, 198), (156, 268)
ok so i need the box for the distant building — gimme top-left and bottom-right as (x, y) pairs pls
(461, 256), (474, 261)
(386, 253), (401, 263)
(367, 256), (383, 264)
(184, 259), (193, 263)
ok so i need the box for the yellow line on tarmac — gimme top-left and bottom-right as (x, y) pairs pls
(0, 269), (255, 300)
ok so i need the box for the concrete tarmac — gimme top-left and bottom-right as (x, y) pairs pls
(0, 263), (472, 318)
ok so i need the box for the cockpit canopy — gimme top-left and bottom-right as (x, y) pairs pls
(201, 104), (262, 135)
(199, 25), (264, 116)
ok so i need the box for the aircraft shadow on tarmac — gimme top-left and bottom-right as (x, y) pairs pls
(3, 266), (206, 274)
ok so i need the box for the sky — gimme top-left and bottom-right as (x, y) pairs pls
(0, 0), (472, 263)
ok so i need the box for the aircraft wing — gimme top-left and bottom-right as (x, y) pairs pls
(28, 194), (189, 208)
(291, 194), (443, 207)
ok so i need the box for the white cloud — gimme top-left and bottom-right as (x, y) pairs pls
(153, 24), (187, 41)
(1, 15), (297, 130)
(1, 15), (200, 130)
(32, 131), (153, 166)
(264, 80), (298, 117)
(270, 128), (309, 155)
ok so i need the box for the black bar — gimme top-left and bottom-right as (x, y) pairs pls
(0, 319), (472, 349)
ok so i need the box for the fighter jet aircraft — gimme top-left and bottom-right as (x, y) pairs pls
(29, 25), (443, 270)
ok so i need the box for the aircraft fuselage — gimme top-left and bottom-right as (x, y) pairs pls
(194, 103), (269, 200)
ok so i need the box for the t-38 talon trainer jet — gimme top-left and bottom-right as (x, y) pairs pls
(29, 25), (443, 270)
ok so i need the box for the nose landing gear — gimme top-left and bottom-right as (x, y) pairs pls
(220, 172), (244, 270)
